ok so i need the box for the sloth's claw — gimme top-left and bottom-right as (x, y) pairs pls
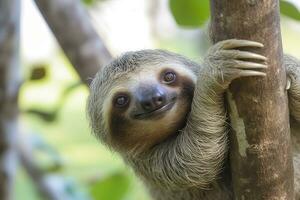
(234, 61), (268, 69)
(220, 39), (264, 49)
(220, 50), (267, 61)
(238, 70), (266, 77)
(286, 77), (291, 90)
(234, 51), (267, 61)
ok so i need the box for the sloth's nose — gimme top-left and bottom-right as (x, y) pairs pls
(137, 86), (167, 112)
(141, 92), (166, 111)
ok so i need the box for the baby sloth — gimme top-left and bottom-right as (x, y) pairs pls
(87, 39), (300, 200)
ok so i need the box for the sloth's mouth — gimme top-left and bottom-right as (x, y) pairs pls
(134, 100), (176, 120)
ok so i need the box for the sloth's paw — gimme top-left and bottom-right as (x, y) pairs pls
(204, 39), (268, 87)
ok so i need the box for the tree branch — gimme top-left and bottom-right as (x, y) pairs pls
(34, 0), (113, 85)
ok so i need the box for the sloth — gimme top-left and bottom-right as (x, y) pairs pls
(87, 39), (300, 200)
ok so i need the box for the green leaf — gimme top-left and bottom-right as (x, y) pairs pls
(81, 0), (95, 5)
(169, 0), (210, 27)
(89, 172), (130, 200)
(280, 0), (300, 21)
(81, 0), (108, 6)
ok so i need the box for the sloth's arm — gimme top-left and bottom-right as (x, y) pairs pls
(285, 55), (300, 122)
(134, 39), (267, 190)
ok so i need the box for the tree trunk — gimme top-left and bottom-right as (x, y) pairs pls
(210, 0), (294, 199)
(0, 0), (21, 199)
(34, 0), (113, 85)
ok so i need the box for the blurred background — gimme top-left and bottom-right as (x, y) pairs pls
(1, 0), (299, 199)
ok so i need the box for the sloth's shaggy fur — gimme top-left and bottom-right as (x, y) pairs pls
(88, 40), (300, 200)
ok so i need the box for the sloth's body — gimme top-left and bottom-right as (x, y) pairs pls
(87, 39), (300, 200)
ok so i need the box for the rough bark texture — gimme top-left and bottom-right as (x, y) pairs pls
(34, 0), (113, 85)
(0, 0), (21, 199)
(210, 0), (294, 199)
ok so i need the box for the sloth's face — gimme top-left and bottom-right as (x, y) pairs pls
(103, 64), (196, 153)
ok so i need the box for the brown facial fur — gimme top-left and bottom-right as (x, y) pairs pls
(108, 72), (195, 153)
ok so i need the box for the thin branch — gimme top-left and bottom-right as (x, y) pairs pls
(34, 0), (113, 85)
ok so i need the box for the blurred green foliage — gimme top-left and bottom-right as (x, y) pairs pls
(169, 0), (210, 27)
(169, 0), (300, 27)
(89, 172), (130, 200)
(81, 0), (107, 6)
(82, 0), (94, 5)
(280, 1), (300, 21)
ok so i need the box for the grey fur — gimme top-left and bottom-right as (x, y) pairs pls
(87, 40), (300, 200)
(285, 55), (300, 199)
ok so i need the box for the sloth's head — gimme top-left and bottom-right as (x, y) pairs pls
(87, 50), (199, 154)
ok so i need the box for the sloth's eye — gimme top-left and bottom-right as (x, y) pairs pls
(114, 95), (129, 108)
(163, 71), (176, 83)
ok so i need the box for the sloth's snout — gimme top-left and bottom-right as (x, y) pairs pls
(132, 84), (176, 120)
(138, 86), (167, 112)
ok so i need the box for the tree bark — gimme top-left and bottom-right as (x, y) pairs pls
(0, 0), (21, 199)
(34, 0), (113, 85)
(210, 0), (294, 199)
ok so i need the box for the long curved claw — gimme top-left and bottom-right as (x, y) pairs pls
(234, 51), (267, 61)
(286, 77), (291, 90)
(235, 61), (268, 69)
(221, 39), (264, 49)
(238, 70), (266, 77)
